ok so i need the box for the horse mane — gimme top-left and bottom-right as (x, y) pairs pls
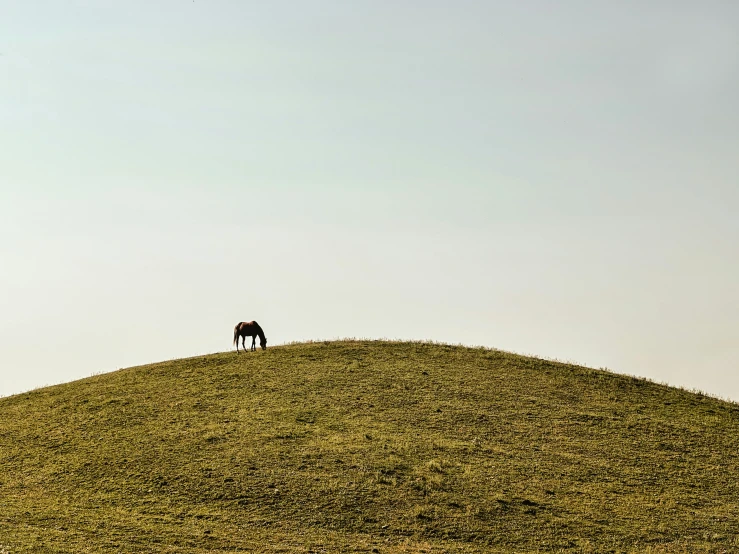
(252, 320), (266, 342)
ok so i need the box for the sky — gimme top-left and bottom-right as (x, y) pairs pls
(1, 1), (737, 400)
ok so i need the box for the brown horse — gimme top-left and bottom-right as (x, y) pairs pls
(233, 321), (267, 352)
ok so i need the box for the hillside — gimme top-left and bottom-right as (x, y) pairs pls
(1, 341), (738, 553)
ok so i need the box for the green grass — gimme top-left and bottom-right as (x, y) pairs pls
(1, 340), (738, 553)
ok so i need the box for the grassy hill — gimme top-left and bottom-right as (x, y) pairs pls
(1, 340), (738, 553)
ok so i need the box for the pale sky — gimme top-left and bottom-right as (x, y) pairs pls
(1, 1), (737, 400)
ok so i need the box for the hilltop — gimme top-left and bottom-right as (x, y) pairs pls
(1, 340), (738, 553)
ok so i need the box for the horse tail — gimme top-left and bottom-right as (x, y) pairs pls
(233, 324), (240, 346)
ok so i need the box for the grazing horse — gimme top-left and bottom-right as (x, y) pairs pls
(233, 321), (267, 352)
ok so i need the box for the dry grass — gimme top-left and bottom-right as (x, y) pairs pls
(1, 340), (738, 553)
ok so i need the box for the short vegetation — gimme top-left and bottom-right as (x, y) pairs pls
(1, 340), (738, 553)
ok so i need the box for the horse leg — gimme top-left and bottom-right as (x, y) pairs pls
(251, 336), (256, 351)
(242, 336), (247, 352)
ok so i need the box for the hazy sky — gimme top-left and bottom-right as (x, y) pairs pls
(1, 1), (737, 400)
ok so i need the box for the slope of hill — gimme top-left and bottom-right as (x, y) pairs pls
(1, 341), (738, 553)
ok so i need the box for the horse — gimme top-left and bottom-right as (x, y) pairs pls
(233, 321), (267, 352)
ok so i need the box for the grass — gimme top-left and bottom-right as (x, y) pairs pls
(1, 340), (738, 553)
